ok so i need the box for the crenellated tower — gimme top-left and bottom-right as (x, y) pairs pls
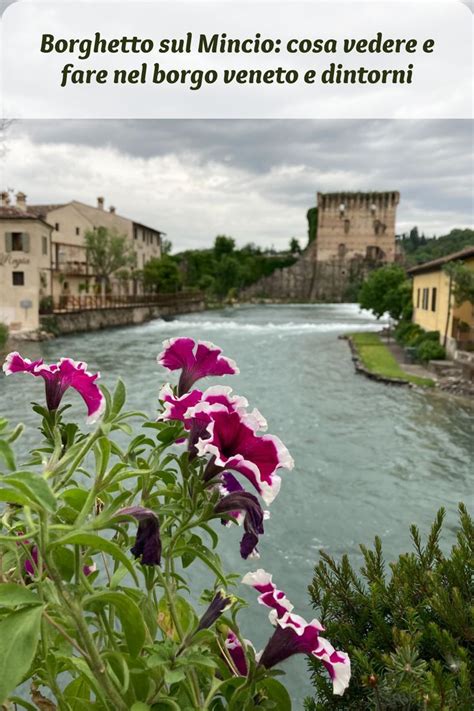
(315, 191), (399, 263)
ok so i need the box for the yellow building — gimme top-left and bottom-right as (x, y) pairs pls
(408, 246), (474, 356)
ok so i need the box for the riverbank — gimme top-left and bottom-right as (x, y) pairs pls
(345, 332), (435, 387)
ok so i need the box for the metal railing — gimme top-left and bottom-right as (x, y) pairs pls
(40, 291), (204, 314)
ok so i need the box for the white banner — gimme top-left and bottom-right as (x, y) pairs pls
(1, 0), (472, 118)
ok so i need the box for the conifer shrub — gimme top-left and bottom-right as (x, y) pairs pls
(305, 505), (473, 711)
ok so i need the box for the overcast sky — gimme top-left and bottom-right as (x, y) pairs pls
(3, 119), (473, 252)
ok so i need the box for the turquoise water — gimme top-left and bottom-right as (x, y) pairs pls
(1, 304), (473, 706)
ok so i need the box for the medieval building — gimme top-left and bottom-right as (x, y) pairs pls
(241, 191), (400, 302)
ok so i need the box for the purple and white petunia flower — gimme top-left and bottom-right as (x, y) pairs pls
(196, 410), (294, 505)
(215, 489), (265, 559)
(3, 352), (105, 424)
(242, 569), (350, 696)
(224, 631), (251, 676)
(157, 338), (239, 395)
(117, 506), (161, 567)
(241, 569), (294, 622)
(158, 383), (203, 423)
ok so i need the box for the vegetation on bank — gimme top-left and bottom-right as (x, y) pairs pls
(172, 235), (298, 300)
(398, 228), (474, 266)
(0, 323), (9, 350)
(350, 333), (435, 387)
(394, 322), (446, 363)
(305, 504), (473, 710)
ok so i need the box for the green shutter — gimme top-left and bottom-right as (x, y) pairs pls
(5, 233), (12, 252)
(22, 233), (30, 252)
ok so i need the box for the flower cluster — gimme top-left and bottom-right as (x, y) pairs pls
(2, 337), (350, 699)
(157, 337), (294, 559)
(156, 337), (350, 695)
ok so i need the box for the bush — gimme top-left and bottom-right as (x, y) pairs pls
(416, 339), (446, 362)
(395, 321), (425, 346)
(0, 323), (8, 349)
(305, 505), (473, 711)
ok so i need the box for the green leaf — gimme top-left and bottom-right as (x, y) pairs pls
(2, 471), (57, 512)
(52, 532), (138, 584)
(175, 544), (227, 585)
(130, 704), (151, 711)
(0, 440), (16, 471)
(83, 591), (146, 657)
(0, 583), (42, 608)
(0, 606), (43, 703)
(256, 678), (292, 711)
(0, 488), (32, 506)
(111, 379), (126, 418)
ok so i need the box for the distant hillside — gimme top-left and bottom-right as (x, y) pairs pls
(398, 228), (474, 266)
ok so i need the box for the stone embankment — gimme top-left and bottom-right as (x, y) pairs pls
(11, 294), (206, 340)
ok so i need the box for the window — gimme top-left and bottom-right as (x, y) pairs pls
(12, 271), (24, 286)
(422, 288), (429, 309)
(55, 223), (60, 231)
(42, 236), (48, 255)
(416, 288), (420, 308)
(431, 287), (437, 312)
(75, 227), (80, 236)
(12, 232), (24, 251)
(343, 219), (350, 234)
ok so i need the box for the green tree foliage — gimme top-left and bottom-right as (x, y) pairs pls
(359, 265), (411, 320)
(305, 505), (473, 711)
(290, 238), (302, 254)
(84, 227), (135, 293)
(398, 228), (474, 266)
(443, 262), (474, 306)
(307, 207), (318, 245)
(173, 237), (297, 301)
(143, 256), (182, 293)
(161, 238), (173, 255)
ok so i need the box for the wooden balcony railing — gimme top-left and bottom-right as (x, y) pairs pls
(40, 291), (204, 314)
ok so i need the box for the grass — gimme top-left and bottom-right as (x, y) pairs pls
(350, 332), (435, 387)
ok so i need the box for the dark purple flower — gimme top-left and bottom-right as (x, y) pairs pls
(196, 409), (294, 505)
(117, 506), (161, 566)
(215, 489), (265, 559)
(3, 352), (105, 423)
(242, 569), (351, 696)
(157, 338), (239, 395)
(196, 590), (233, 631)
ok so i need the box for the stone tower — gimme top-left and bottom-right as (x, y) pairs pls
(316, 191), (399, 263)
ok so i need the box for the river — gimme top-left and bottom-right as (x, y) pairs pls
(1, 304), (472, 706)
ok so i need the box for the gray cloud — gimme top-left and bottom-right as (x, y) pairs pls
(3, 119), (473, 250)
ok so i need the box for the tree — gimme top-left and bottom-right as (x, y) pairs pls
(307, 207), (318, 245)
(443, 261), (474, 306)
(143, 256), (182, 293)
(214, 235), (235, 259)
(359, 265), (411, 320)
(161, 238), (173, 255)
(85, 227), (135, 296)
(290, 238), (302, 254)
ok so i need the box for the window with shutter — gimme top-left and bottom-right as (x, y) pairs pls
(4, 233), (12, 252)
(22, 233), (30, 252)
